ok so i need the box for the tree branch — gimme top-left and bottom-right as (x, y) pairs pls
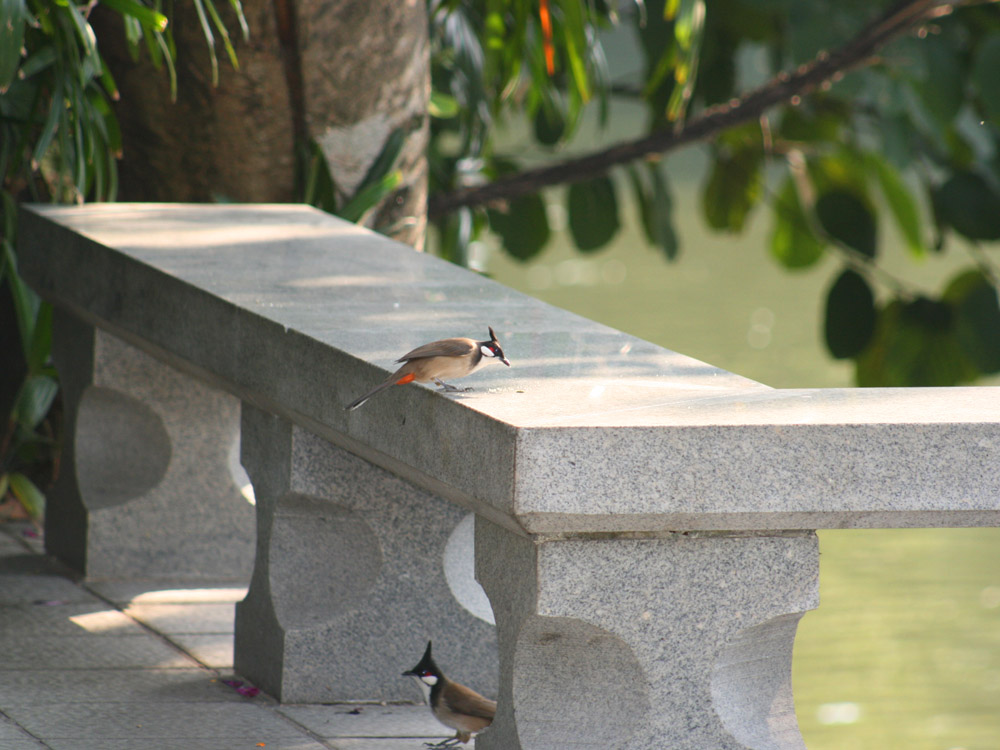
(427, 0), (952, 219)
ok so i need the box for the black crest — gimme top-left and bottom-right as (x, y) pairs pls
(403, 640), (440, 678)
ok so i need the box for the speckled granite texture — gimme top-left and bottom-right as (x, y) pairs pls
(47, 310), (254, 580)
(234, 405), (497, 703)
(19, 204), (1000, 535)
(17, 203), (1000, 746)
(476, 519), (818, 750)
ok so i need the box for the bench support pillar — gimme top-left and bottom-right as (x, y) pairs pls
(475, 519), (818, 750)
(234, 403), (497, 702)
(47, 310), (254, 579)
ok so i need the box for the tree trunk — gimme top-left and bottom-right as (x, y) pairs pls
(93, 0), (429, 248)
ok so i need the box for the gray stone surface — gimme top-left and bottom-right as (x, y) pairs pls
(235, 406), (497, 702)
(17, 203), (1000, 533)
(0, 714), (45, 745)
(0, 669), (244, 704)
(279, 703), (445, 737)
(0, 537), (452, 750)
(3, 702), (304, 739)
(123, 602), (237, 634)
(171, 634), (236, 668)
(0, 601), (147, 637)
(0, 635), (199, 669)
(476, 518), (818, 750)
(0, 572), (96, 603)
(46, 312), (255, 579)
(15, 202), (1000, 747)
(88, 581), (248, 605)
(46, 741), (329, 750)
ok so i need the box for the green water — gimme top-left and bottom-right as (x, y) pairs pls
(479, 107), (1000, 748)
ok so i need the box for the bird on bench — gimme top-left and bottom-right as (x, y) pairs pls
(403, 641), (496, 748)
(345, 327), (510, 410)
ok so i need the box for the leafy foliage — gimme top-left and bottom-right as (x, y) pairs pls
(0, 0), (245, 519)
(428, 0), (1000, 387)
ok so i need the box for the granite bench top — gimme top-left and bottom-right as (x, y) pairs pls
(19, 203), (1000, 533)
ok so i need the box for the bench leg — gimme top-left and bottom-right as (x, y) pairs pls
(475, 519), (818, 750)
(47, 310), (254, 579)
(234, 403), (497, 702)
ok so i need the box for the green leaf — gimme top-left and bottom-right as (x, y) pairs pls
(631, 163), (679, 261)
(778, 104), (844, 143)
(99, 0), (168, 30)
(26, 301), (52, 373)
(0, 0), (27, 92)
(8, 472), (45, 519)
(666, 0), (705, 122)
(559, 0), (592, 103)
(973, 33), (1000, 120)
(824, 268), (876, 359)
(702, 148), (761, 233)
(200, 0), (239, 72)
(227, 0), (249, 42)
(13, 374), (58, 430)
(190, 0), (219, 85)
(769, 178), (825, 269)
(934, 171), (1000, 241)
(567, 176), (620, 252)
(32, 78), (64, 165)
(815, 189), (877, 258)
(338, 170), (403, 224)
(917, 34), (964, 128)
(18, 45), (57, 79)
(869, 157), (924, 258)
(856, 298), (978, 387)
(64, 1), (100, 67)
(533, 95), (566, 146)
(2, 240), (40, 359)
(488, 192), (550, 262)
(945, 270), (1000, 374)
(355, 127), (406, 197)
(429, 90), (460, 119)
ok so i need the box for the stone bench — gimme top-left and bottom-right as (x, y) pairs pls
(18, 203), (1000, 750)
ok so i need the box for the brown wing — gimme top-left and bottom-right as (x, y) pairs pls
(441, 680), (497, 721)
(397, 337), (476, 362)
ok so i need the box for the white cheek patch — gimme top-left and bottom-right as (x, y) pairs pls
(481, 345), (495, 358)
(421, 674), (439, 686)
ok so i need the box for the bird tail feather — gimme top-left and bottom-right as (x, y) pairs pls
(345, 370), (416, 410)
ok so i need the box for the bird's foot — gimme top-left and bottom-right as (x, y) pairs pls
(435, 381), (472, 393)
(423, 739), (461, 749)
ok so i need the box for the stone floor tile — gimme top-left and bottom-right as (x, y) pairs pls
(0, 634), (198, 669)
(0, 572), (97, 604)
(46, 739), (329, 750)
(0, 713), (44, 745)
(328, 741), (454, 750)
(0, 668), (245, 705)
(3, 702), (307, 740)
(89, 581), (248, 605)
(278, 704), (444, 739)
(172, 633), (235, 668)
(0, 601), (147, 637)
(123, 601), (236, 634)
(0, 524), (45, 554)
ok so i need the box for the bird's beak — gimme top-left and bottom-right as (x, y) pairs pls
(500, 356), (510, 366)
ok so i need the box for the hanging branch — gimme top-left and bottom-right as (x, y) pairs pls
(427, 0), (957, 219)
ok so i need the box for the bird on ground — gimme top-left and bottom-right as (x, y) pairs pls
(402, 641), (496, 748)
(345, 327), (510, 410)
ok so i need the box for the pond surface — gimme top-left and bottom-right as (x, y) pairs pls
(480, 104), (1000, 747)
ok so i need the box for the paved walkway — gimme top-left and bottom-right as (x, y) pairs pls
(0, 523), (449, 749)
